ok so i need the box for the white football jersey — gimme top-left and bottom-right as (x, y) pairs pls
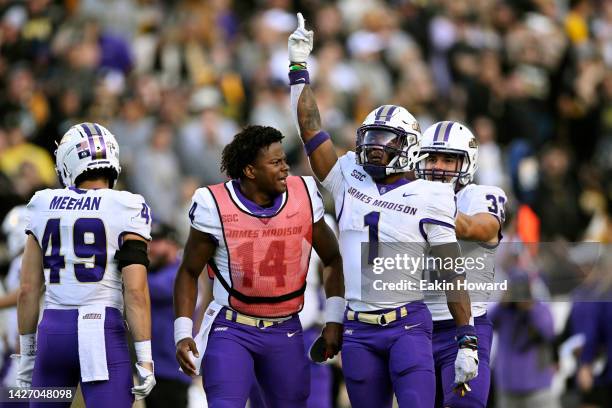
(322, 152), (458, 312)
(26, 187), (152, 311)
(189, 177), (324, 310)
(426, 183), (507, 321)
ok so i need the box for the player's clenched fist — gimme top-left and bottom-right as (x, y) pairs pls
(288, 12), (313, 63)
(321, 322), (342, 358)
(309, 322), (343, 363)
(454, 329), (479, 385)
(176, 337), (199, 376)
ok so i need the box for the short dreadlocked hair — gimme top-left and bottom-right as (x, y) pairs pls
(221, 125), (284, 180)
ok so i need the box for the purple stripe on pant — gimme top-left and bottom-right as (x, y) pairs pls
(433, 314), (492, 408)
(202, 310), (309, 408)
(341, 301), (435, 408)
(30, 308), (133, 408)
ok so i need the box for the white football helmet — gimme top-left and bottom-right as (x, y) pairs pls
(1, 205), (28, 259)
(415, 121), (478, 187)
(55, 123), (121, 188)
(355, 105), (422, 179)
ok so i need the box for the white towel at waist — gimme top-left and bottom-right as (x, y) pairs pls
(78, 305), (108, 382)
(192, 300), (223, 376)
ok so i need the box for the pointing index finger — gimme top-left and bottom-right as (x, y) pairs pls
(297, 12), (305, 30)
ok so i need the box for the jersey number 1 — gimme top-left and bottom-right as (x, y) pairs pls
(364, 211), (380, 264)
(41, 218), (107, 283)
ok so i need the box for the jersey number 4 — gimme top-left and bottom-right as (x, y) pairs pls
(236, 241), (287, 288)
(41, 218), (107, 283)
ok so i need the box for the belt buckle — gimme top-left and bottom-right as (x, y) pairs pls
(376, 313), (390, 326)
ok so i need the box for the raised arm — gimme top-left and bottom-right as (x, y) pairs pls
(288, 12), (338, 181)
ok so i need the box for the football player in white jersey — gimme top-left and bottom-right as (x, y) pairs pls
(16, 123), (156, 407)
(288, 14), (477, 408)
(416, 121), (506, 407)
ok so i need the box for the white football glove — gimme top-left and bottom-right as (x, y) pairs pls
(131, 363), (156, 400)
(454, 348), (479, 384)
(12, 354), (36, 388)
(288, 12), (314, 63)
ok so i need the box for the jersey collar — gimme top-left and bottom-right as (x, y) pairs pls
(375, 177), (410, 195)
(229, 179), (285, 217)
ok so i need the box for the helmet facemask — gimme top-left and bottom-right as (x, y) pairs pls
(415, 148), (471, 187)
(355, 126), (417, 180)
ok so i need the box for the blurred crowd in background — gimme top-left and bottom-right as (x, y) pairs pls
(1, 0), (612, 407)
(0, 0), (611, 242)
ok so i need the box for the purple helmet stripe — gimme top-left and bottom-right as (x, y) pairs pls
(374, 105), (398, 123)
(92, 123), (107, 159)
(433, 122), (443, 142)
(443, 121), (454, 142)
(80, 123), (97, 159)
(385, 105), (397, 121)
(374, 106), (386, 121)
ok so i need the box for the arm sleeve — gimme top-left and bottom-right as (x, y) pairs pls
(303, 176), (324, 222)
(25, 190), (45, 242)
(290, 82), (306, 137)
(120, 193), (152, 241)
(421, 183), (457, 245)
